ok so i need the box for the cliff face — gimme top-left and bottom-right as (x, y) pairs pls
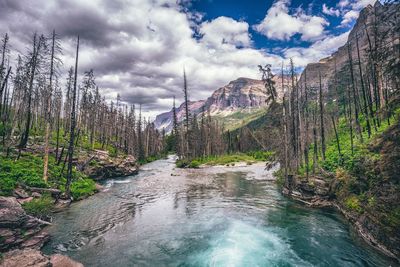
(298, 1), (398, 95)
(154, 100), (205, 132)
(154, 76), (285, 132)
(204, 78), (269, 113)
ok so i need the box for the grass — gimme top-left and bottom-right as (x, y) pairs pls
(213, 108), (267, 131)
(0, 152), (96, 199)
(22, 194), (54, 219)
(176, 151), (275, 168)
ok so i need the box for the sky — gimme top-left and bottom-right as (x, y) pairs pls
(0, 0), (377, 118)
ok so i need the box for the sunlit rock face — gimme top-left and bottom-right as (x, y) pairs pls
(153, 76), (286, 132)
(205, 78), (267, 111)
(297, 2), (398, 97)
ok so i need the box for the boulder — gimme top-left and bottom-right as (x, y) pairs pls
(82, 153), (138, 180)
(0, 249), (50, 267)
(13, 189), (29, 199)
(50, 254), (84, 267)
(0, 249), (85, 267)
(0, 197), (49, 252)
(31, 192), (42, 199)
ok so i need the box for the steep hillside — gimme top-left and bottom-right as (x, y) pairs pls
(298, 1), (398, 95)
(281, 1), (400, 260)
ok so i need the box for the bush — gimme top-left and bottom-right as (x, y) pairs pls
(22, 195), (54, 219)
(189, 160), (200, 168)
(21, 174), (48, 188)
(70, 178), (96, 200)
(0, 176), (17, 196)
(176, 159), (189, 168)
(344, 195), (363, 213)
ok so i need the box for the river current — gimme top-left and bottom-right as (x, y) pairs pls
(42, 156), (396, 266)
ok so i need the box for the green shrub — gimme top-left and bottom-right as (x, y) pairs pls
(273, 169), (285, 188)
(0, 176), (17, 196)
(21, 174), (48, 188)
(189, 160), (200, 168)
(344, 196), (363, 213)
(176, 159), (189, 168)
(22, 195), (54, 219)
(70, 178), (96, 200)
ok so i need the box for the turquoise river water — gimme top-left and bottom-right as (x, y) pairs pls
(42, 156), (397, 266)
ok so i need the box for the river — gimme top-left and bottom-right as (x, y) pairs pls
(42, 156), (396, 266)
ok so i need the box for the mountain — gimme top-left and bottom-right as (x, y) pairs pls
(153, 100), (205, 132)
(154, 77), (284, 132)
(298, 1), (397, 94)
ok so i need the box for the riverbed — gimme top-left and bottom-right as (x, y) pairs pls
(42, 156), (396, 266)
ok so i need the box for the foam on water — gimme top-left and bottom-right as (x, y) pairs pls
(190, 220), (311, 267)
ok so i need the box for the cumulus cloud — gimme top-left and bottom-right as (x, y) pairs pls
(337, 0), (378, 26)
(0, 0), (356, 118)
(200, 16), (251, 48)
(322, 4), (340, 17)
(283, 31), (350, 66)
(253, 0), (329, 41)
(340, 10), (360, 26)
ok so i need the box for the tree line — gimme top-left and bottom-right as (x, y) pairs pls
(0, 32), (165, 198)
(279, 2), (399, 186)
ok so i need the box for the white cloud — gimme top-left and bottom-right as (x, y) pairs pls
(338, 0), (351, 9)
(337, 0), (378, 26)
(351, 0), (377, 10)
(0, 0), (357, 118)
(340, 10), (359, 26)
(253, 0), (329, 41)
(322, 4), (340, 17)
(199, 16), (251, 48)
(283, 31), (350, 66)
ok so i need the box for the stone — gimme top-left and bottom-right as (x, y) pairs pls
(50, 254), (84, 267)
(0, 197), (27, 228)
(0, 197), (48, 251)
(82, 152), (139, 180)
(13, 189), (29, 199)
(1, 249), (50, 267)
(31, 192), (42, 199)
(17, 197), (33, 205)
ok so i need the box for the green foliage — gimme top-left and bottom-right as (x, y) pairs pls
(22, 195), (54, 219)
(0, 153), (91, 197)
(176, 159), (189, 168)
(273, 168), (285, 188)
(138, 155), (163, 165)
(189, 160), (200, 168)
(385, 208), (400, 228)
(70, 179), (97, 200)
(246, 151), (275, 161)
(108, 146), (118, 157)
(0, 177), (17, 196)
(177, 151), (275, 168)
(344, 195), (363, 213)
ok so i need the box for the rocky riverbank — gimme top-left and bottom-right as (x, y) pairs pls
(0, 197), (83, 266)
(78, 150), (138, 180)
(0, 150), (139, 266)
(282, 175), (400, 262)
